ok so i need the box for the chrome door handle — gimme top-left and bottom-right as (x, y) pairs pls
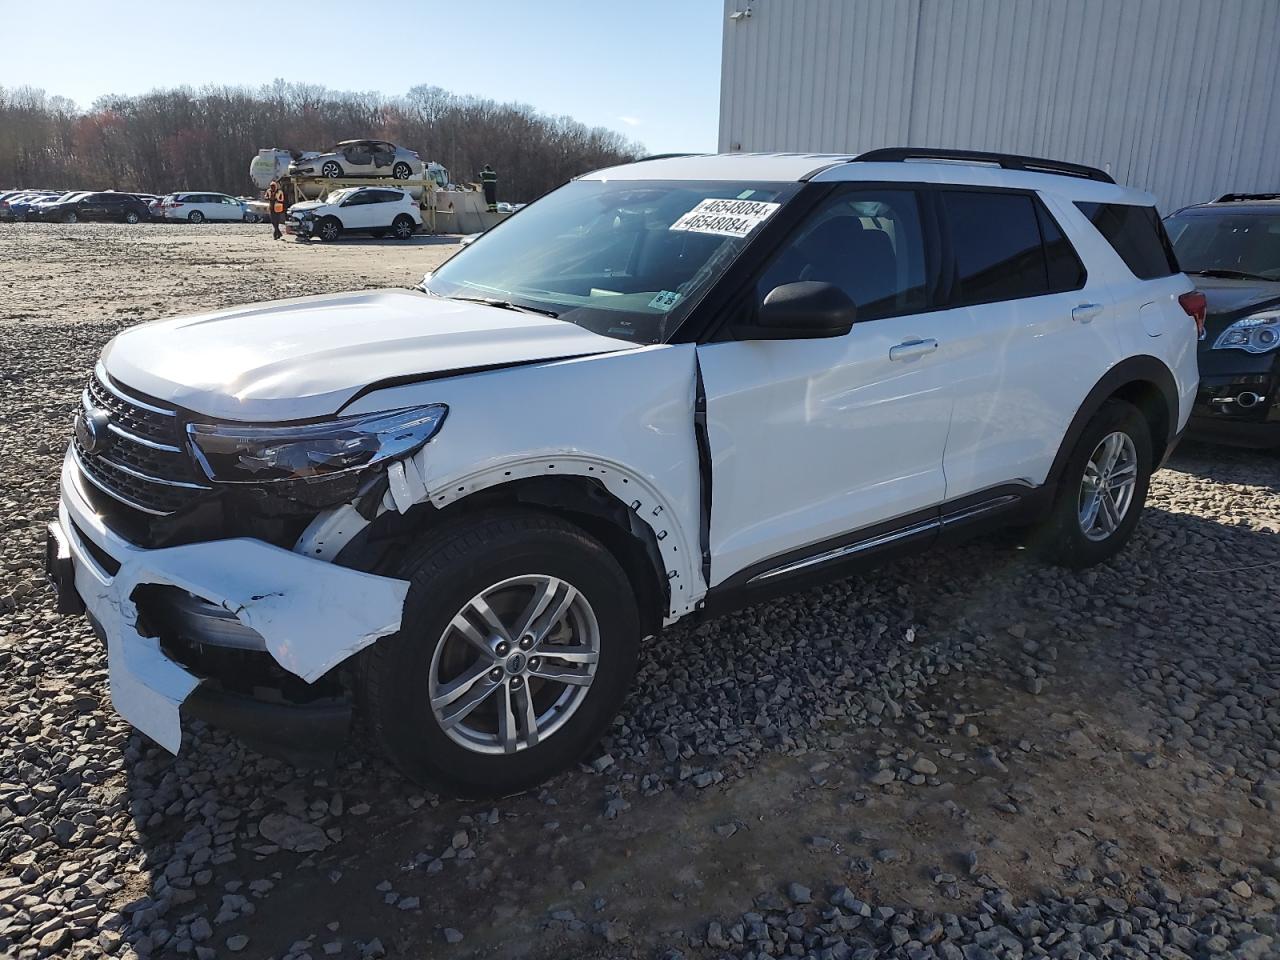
(1072, 303), (1103, 323)
(889, 338), (938, 361)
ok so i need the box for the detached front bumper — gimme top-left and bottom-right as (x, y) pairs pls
(48, 450), (409, 761)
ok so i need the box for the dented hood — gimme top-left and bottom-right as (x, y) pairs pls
(100, 289), (634, 421)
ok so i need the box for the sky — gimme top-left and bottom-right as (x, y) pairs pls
(0, 0), (725, 155)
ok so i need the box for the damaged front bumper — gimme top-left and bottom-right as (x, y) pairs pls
(49, 451), (410, 763)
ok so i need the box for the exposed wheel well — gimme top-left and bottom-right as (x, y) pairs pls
(340, 476), (668, 638)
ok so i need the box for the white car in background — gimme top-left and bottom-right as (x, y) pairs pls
(287, 186), (421, 241)
(162, 192), (248, 223)
(287, 140), (423, 180)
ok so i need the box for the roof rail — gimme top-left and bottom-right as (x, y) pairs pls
(853, 147), (1115, 184)
(1215, 192), (1280, 203)
(634, 153), (706, 163)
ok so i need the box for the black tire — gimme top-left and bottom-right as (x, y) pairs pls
(316, 216), (341, 242)
(1031, 399), (1152, 569)
(392, 161), (412, 179)
(391, 214), (416, 240)
(322, 160), (343, 178)
(63, 211), (78, 224)
(362, 509), (641, 798)
(187, 210), (205, 224)
(124, 210), (140, 224)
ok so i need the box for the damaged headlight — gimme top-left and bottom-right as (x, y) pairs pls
(187, 405), (447, 483)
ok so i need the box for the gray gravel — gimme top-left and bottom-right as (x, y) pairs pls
(1, 223), (1277, 959)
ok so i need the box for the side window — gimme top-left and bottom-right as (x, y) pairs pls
(941, 191), (1049, 304)
(1036, 202), (1087, 292)
(755, 188), (929, 322)
(1075, 202), (1179, 279)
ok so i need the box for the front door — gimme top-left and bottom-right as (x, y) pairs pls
(697, 185), (962, 586)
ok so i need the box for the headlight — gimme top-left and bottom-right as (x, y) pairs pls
(1213, 310), (1280, 354)
(187, 405), (447, 483)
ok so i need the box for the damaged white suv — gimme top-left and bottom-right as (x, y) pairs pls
(48, 150), (1200, 797)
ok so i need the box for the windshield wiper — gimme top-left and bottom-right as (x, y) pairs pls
(1190, 268), (1275, 282)
(448, 295), (560, 319)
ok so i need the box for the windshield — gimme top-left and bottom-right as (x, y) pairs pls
(326, 188), (358, 205)
(1164, 209), (1280, 280)
(423, 178), (802, 344)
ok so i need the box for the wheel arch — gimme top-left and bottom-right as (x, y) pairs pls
(1046, 355), (1179, 490)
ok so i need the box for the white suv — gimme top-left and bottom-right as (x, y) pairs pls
(48, 149), (1200, 796)
(287, 186), (421, 241)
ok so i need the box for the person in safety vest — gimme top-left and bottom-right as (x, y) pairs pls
(267, 180), (287, 240)
(480, 164), (498, 212)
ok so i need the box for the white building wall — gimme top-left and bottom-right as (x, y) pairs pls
(719, 0), (1280, 211)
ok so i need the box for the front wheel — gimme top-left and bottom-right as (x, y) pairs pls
(316, 217), (341, 242)
(321, 160), (343, 178)
(391, 214), (416, 240)
(63, 211), (78, 224)
(1031, 399), (1152, 568)
(362, 510), (640, 798)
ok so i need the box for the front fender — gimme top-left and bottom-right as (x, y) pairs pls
(344, 344), (706, 618)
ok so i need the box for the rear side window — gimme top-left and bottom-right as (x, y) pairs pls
(1075, 202), (1179, 279)
(942, 192), (1048, 304)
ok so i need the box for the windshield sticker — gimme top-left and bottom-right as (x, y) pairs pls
(670, 198), (781, 239)
(648, 290), (683, 311)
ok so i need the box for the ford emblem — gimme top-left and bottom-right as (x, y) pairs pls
(75, 407), (113, 455)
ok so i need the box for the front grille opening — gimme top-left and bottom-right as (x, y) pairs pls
(68, 518), (122, 576)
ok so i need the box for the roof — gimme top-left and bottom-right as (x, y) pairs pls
(581, 152), (1154, 204)
(1178, 197), (1280, 215)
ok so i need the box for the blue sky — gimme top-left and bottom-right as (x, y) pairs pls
(0, 0), (724, 154)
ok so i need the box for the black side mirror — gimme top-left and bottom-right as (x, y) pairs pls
(732, 281), (857, 341)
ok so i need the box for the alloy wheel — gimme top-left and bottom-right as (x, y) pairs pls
(428, 574), (600, 755)
(1077, 431), (1138, 541)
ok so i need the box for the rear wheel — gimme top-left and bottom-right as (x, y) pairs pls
(124, 210), (140, 224)
(1032, 399), (1152, 568)
(391, 214), (416, 240)
(187, 210), (205, 224)
(316, 216), (341, 242)
(362, 510), (640, 797)
(392, 161), (412, 179)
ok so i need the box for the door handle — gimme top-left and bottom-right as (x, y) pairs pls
(888, 338), (939, 361)
(1072, 303), (1103, 323)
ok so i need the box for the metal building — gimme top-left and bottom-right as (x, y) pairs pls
(718, 0), (1280, 211)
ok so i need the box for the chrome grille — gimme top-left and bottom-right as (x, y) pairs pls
(74, 368), (211, 516)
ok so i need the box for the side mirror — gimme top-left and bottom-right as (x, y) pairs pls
(733, 281), (857, 340)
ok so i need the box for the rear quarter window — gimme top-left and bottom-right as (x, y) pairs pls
(1075, 202), (1179, 279)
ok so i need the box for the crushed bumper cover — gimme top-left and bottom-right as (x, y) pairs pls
(51, 452), (409, 755)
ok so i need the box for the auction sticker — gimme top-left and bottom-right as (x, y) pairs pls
(670, 198), (780, 239)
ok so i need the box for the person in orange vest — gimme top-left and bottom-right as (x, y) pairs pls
(267, 180), (287, 240)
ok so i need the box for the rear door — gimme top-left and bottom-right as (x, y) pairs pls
(933, 188), (1109, 496)
(698, 184), (964, 585)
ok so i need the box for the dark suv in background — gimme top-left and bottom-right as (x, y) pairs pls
(1165, 194), (1280, 448)
(36, 191), (150, 224)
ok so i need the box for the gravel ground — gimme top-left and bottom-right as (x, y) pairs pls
(1, 222), (1278, 960)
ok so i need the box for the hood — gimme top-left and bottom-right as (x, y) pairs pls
(100, 289), (636, 422)
(1193, 275), (1280, 346)
(288, 200), (327, 213)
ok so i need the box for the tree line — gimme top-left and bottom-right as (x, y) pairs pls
(0, 81), (644, 201)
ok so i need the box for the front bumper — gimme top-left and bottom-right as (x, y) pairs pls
(1187, 359), (1280, 448)
(49, 450), (409, 759)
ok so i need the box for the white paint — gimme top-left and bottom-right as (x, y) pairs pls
(57, 452), (409, 752)
(100, 289), (634, 422)
(342, 345), (706, 617)
(718, 0), (1280, 212)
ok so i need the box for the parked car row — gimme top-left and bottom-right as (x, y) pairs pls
(0, 189), (253, 224)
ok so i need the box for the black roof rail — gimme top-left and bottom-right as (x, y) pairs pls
(1215, 192), (1280, 203)
(634, 152), (706, 163)
(853, 147), (1115, 184)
